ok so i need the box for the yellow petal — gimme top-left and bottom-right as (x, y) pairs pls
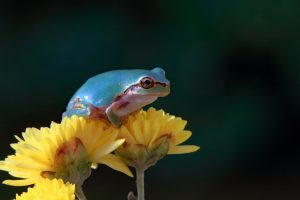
(174, 131), (192, 145)
(3, 178), (35, 186)
(147, 121), (160, 148)
(90, 162), (98, 169)
(168, 145), (200, 154)
(0, 162), (8, 170)
(143, 120), (151, 146)
(93, 139), (125, 161)
(120, 126), (136, 144)
(98, 154), (133, 177)
(132, 121), (144, 144)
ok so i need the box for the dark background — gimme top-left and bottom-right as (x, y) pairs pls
(0, 1), (300, 199)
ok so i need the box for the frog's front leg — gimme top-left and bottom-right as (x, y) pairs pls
(105, 101), (129, 127)
(105, 107), (122, 127)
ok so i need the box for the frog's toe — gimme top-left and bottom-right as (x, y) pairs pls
(106, 110), (122, 127)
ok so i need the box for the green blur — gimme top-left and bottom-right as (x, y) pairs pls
(0, 1), (299, 199)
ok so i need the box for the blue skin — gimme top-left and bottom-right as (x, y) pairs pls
(63, 68), (170, 127)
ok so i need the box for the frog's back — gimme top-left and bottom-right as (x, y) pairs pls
(67, 69), (152, 109)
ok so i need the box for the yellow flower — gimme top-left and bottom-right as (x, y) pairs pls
(0, 116), (132, 187)
(116, 107), (199, 168)
(16, 178), (75, 200)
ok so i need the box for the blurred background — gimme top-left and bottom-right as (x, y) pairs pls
(0, 0), (299, 199)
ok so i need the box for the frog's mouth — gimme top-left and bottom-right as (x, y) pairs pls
(154, 81), (170, 96)
(155, 82), (167, 87)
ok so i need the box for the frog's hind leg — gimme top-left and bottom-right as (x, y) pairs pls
(63, 98), (107, 120)
(62, 100), (91, 118)
(88, 104), (107, 120)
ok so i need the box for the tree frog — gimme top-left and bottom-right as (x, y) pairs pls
(63, 67), (170, 127)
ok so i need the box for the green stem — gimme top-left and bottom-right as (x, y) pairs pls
(136, 167), (145, 200)
(76, 186), (87, 200)
(73, 167), (91, 200)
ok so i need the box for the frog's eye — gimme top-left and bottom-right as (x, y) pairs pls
(140, 77), (154, 89)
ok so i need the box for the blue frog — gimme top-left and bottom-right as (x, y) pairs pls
(63, 68), (170, 127)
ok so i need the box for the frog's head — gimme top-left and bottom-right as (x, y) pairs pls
(130, 67), (170, 97)
(106, 67), (170, 126)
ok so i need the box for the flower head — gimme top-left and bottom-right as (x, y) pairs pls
(0, 116), (132, 187)
(116, 107), (199, 168)
(16, 178), (75, 200)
